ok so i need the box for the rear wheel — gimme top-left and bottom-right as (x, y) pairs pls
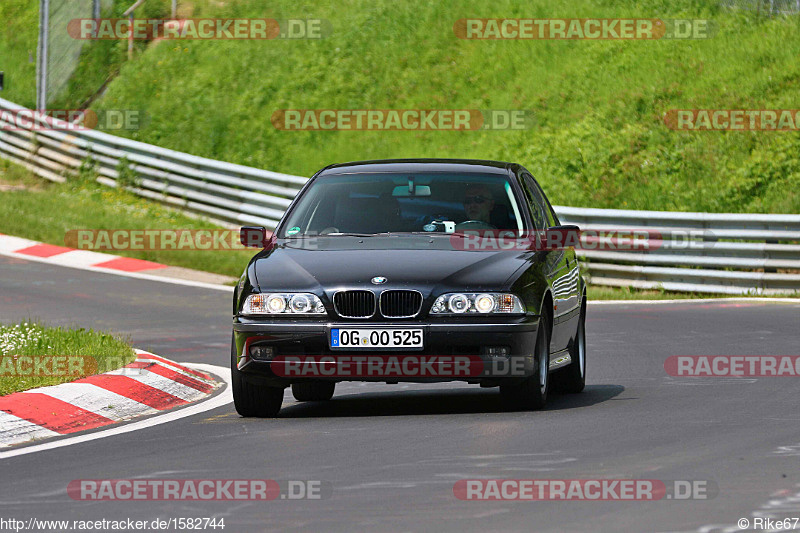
(231, 335), (284, 417)
(552, 301), (586, 394)
(500, 315), (550, 410)
(292, 381), (336, 402)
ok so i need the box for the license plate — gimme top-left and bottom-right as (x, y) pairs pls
(330, 328), (423, 349)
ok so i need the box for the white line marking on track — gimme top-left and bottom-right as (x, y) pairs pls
(0, 363), (231, 460)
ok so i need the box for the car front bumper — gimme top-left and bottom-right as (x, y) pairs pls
(232, 316), (541, 387)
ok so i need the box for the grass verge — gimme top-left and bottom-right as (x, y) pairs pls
(0, 160), (252, 279)
(88, 0), (800, 214)
(0, 321), (135, 396)
(3, 1), (800, 214)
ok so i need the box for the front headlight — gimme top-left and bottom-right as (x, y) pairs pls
(241, 293), (326, 315)
(430, 293), (525, 315)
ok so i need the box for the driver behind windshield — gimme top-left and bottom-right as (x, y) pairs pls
(462, 185), (495, 224)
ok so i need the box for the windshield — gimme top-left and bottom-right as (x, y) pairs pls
(279, 172), (526, 237)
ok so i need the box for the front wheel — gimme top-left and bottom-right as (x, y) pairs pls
(500, 315), (550, 410)
(231, 335), (284, 417)
(552, 302), (586, 394)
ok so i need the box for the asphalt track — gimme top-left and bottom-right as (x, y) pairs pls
(1, 255), (799, 533)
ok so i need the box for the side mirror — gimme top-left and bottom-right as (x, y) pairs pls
(553, 224), (580, 232)
(528, 225), (581, 251)
(240, 226), (274, 249)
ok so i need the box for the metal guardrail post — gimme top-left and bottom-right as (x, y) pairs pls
(124, 0), (147, 60)
(36, 0), (50, 110)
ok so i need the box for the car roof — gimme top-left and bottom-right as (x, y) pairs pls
(316, 158), (519, 177)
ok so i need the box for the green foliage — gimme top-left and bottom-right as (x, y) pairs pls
(0, 0), (173, 109)
(0, 0), (38, 107)
(87, 0), (800, 213)
(115, 156), (138, 189)
(76, 152), (99, 184)
(2, 0), (800, 213)
(0, 162), (253, 278)
(0, 321), (134, 395)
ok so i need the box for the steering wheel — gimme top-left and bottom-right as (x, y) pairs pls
(320, 227), (340, 235)
(455, 220), (497, 231)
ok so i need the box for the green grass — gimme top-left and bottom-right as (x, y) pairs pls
(0, 321), (135, 396)
(3, 1), (800, 213)
(0, 161), (253, 278)
(75, 0), (800, 214)
(0, 0), (38, 107)
(0, 0), (173, 109)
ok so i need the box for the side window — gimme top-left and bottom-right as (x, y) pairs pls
(532, 179), (560, 227)
(520, 173), (548, 230)
(533, 183), (556, 228)
(546, 202), (561, 226)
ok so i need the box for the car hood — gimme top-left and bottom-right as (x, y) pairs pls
(251, 236), (534, 294)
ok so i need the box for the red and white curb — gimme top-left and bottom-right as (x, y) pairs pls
(0, 350), (221, 448)
(0, 233), (231, 291)
(0, 234), (167, 273)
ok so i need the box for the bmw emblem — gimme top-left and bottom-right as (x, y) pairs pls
(371, 276), (387, 285)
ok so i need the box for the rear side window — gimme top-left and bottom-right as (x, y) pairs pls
(519, 174), (547, 231)
(522, 174), (558, 228)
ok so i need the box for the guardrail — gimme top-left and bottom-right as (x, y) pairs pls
(0, 97), (305, 228)
(555, 207), (800, 295)
(1, 96), (798, 295)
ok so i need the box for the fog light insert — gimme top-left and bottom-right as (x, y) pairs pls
(250, 345), (275, 361)
(484, 346), (510, 358)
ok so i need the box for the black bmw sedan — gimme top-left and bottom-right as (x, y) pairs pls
(232, 159), (586, 417)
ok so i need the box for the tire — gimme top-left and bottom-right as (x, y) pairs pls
(552, 302), (586, 394)
(500, 314), (550, 410)
(231, 335), (284, 417)
(292, 381), (336, 402)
